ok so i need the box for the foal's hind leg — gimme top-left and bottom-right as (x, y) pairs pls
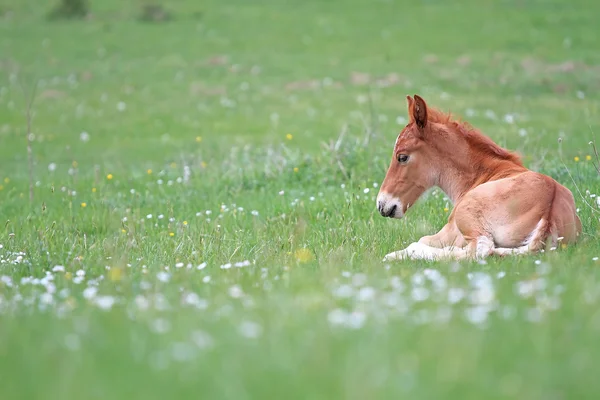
(491, 218), (554, 257)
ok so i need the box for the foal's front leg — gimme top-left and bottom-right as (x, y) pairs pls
(383, 221), (467, 261)
(417, 220), (466, 248)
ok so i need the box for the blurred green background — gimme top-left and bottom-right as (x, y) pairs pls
(0, 1), (599, 399)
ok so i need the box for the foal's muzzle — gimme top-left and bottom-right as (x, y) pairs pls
(376, 193), (404, 219)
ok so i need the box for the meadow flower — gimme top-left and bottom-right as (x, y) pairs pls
(286, 133), (293, 140)
(52, 265), (65, 272)
(228, 285), (243, 298)
(182, 292), (208, 309)
(151, 318), (171, 334)
(448, 288), (465, 304)
(503, 114), (515, 124)
(107, 174), (113, 180)
(135, 295), (150, 310)
(169, 232), (174, 237)
(80, 131), (90, 142)
(191, 330), (214, 349)
(81, 202), (87, 208)
(156, 271), (170, 282)
(82, 286), (98, 300)
(465, 306), (489, 325)
(586, 155), (592, 161)
(239, 321), (262, 338)
(108, 267), (122, 282)
(95, 296), (116, 310)
(328, 308), (348, 326)
(411, 287), (429, 302)
(294, 248), (314, 263)
(117, 101), (126, 111)
(332, 284), (354, 298)
(347, 311), (367, 329)
(234, 260), (251, 268)
(357, 286), (376, 301)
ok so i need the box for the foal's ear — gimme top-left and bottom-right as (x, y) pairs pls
(413, 94), (428, 129)
(406, 95), (415, 111)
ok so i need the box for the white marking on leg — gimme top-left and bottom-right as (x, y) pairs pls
(475, 236), (494, 260)
(383, 242), (468, 262)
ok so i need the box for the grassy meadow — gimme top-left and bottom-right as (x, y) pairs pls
(1, 0), (600, 398)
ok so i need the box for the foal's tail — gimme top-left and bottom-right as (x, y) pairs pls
(526, 217), (556, 251)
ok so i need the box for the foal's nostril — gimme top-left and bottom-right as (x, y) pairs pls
(388, 204), (397, 217)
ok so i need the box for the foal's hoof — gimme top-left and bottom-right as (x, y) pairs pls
(382, 243), (427, 262)
(382, 251), (405, 262)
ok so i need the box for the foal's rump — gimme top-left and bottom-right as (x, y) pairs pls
(455, 172), (567, 249)
(549, 183), (582, 244)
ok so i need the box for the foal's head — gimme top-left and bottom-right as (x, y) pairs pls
(376, 94), (447, 218)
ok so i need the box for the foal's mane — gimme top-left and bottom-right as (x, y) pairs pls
(427, 107), (523, 165)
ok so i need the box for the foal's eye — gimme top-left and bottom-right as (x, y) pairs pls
(397, 154), (409, 164)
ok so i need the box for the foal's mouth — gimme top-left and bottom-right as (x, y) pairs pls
(376, 193), (405, 219)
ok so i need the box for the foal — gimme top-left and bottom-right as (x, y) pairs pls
(377, 95), (581, 261)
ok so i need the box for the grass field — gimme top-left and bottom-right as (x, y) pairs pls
(1, 0), (600, 398)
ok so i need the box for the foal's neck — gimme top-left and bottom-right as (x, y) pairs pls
(437, 150), (526, 204)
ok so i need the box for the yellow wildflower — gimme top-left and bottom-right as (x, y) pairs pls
(183, 221), (188, 226)
(196, 136), (202, 143)
(574, 156), (580, 162)
(293, 167), (299, 173)
(586, 155), (592, 161)
(4, 178), (9, 184)
(81, 202), (87, 208)
(64, 272), (72, 280)
(92, 187), (96, 193)
(108, 267), (123, 282)
(107, 174), (113, 180)
(286, 133), (293, 140)
(72, 161), (78, 168)
(444, 207), (449, 212)
(147, 169), (152, 175)
(294, 248), (314, 263)
(201, 161), (207, 168)
(169, 232), (175, 237)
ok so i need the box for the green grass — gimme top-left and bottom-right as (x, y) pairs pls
(1, 0), (600, 398)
